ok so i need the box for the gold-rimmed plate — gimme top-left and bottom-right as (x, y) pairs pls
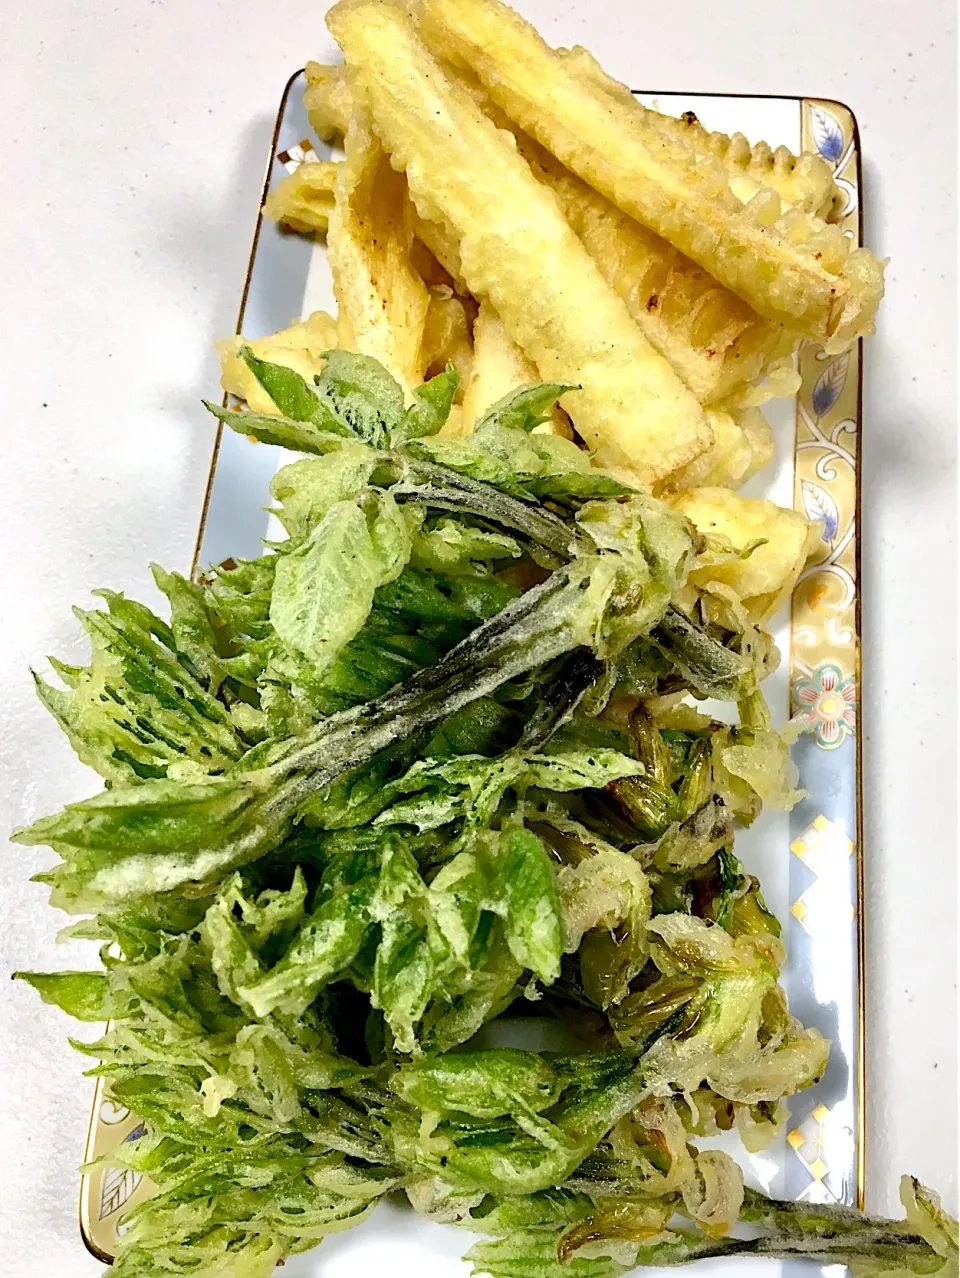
(80, 73), (866, 1270)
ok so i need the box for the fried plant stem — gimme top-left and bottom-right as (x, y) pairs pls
(551, 1183), (951, 1272)
(420, 0), (884, 349)
(327, 0), (712, 487)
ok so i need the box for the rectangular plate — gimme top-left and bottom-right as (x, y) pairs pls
(80, 74), (865, 1273)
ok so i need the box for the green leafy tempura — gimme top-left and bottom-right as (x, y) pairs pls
(14, 351), (956, 1278)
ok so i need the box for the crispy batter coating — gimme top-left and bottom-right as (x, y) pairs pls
(421, 0), (883, 349)
(328, 0), (712, 485)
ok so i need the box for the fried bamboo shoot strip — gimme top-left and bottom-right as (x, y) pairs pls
(421, 0), (883, 348)
(299, 63), (793, 408)
(659, 407), (774, 495)
(420, 287), (475, 383)
(262, 160), (339, 235)
(513, 131), (796, 407)
(424, 70), (797, 409)
(303, 60), (353, 140)
(327, 0), (712, 486)
(327, 111), (430, 392)
(559, 44), (841, 219)
(427, 64), (797, 407)
(461, 299), (538, 429)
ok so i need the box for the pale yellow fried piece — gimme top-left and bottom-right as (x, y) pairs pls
(420, 285), (475, 387)
(292, 61), (790, 410)
(418, 64), (796, 408)
(410, 233), (458, 289)
(559, 45), (841, 219)
(421, 0), (883, 349)
(303, 61), (353, 141)
(411, 209), (466, 289)
(516, 133), (796, 406)
(679, 122), (841, 221)
(262, 160), (340, 235)
(327, 110), (430, 392)
(460, 298), (535, 428)
(461, 300), (573, 439)
(659, 408), (775, 494)
(731, 359), (802, 410)
(668, 487), (821, 621)
(327, 0), (711, 486)
(216, 311), (339, 414)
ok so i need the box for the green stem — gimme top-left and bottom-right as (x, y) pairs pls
(393, 457), (583, 561)
(653, 606), (755, 701)
(263, 566), (593, 806)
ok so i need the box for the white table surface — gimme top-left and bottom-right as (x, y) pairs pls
(0, 0), (956, 1271)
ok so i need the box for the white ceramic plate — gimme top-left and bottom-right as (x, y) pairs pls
(81, 73), (866, 1278)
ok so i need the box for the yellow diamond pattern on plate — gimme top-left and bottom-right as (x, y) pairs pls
(789, 814), (856, 937)
(788, 1104), (829, 1181)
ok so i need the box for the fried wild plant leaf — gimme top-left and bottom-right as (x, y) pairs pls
(269, 491), (414, 674)
(490, 825), (564, 985)
(393, 457), (582, 564)
(213, 821), (560, 1053)
(204, 400), (351, 454)
(235, 867), (379, 1019)
(213, 839), (464, 1051)
(34, 589), (244, 784)
(369, 840), (446, 1051)
(394, 362), (461, 443)
(404, 435), (542, 500)
(375, 564), (520, 625)
(150, 564), (225, 692)
(241, 346), (345, 426)
(393, 1049), (562, 1121)
(462, 1188), (595, 1235)
(711, 695), (805, 817)
(386, 1049), (649, 1196)
(411, 517), (522, 577)
(268, 445), (378, 538)
(18, 772), (290, 913)
(313, 348), (405, 446)
(393, 1050), (579, 1152)
(103, 1128), (400, 1278)
(467, 1230), (625, 1278)
(12, 970), (112, 1021)
(204, 553), (277, 640)
(199, 868), (311, 1009)
(404, 423), (634, 513)
(416, 918), (525, 1053)
(372, 745), (642, 833)
(474, 382), (577, 434)
(557, 847), (652, 1009)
